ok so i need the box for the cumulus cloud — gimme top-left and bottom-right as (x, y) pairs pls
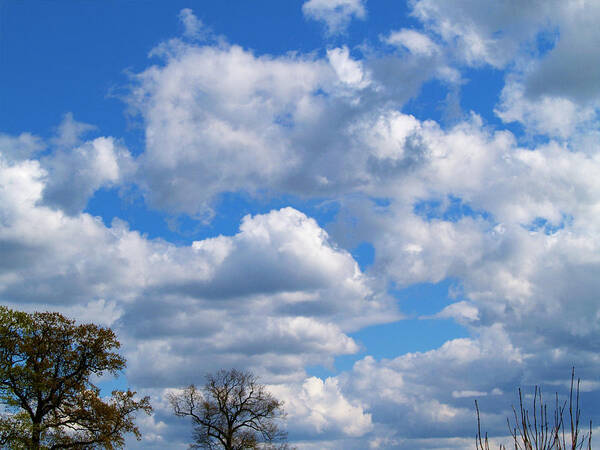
(384, 29), (439, 57)
(433, 301), (479, 325)
(404, 0), (600, 138)
(0, 153), (149, 307)
(42, 136), (134, 214)
(338, 326), (525, 440)
(0, 132), (44, 161)
(302, 0), (366, 35)
(5, 3), (600, 446)
(6, 96), (600, 445)
(128, 42), (337, 215)
(271, 376), (372, 437)
(496, 73), (599, 139)
(408, 0), (557, 68)
(0, 114), (135, 215)
(120, 207), (398, 387)
(126, 38), (456, 216)
(0, 140), (397, 391)
(334, 316), (600, 444)
(327, 46), (371, 90)
(332, 108), (600, 356)
(121, 26), (600, 441)
(497, 82), (593, 138)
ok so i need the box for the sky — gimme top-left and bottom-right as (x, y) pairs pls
(1, 0), (600, 448)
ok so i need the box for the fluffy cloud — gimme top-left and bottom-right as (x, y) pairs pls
(302, 0), (366, 35)
(126, 36), (458, 216)
(120, 207), (398, 387)
(6, 97), (600, 447)
(327, 46), (371, 90)
(128, 42), (337, 215)
(50, 112), (97, 148)
(408, 0), (558, 68)
(496, 72), (600, 139)
(123, 21), (600, 442)
(333, 110), (600, 353)
(0, 152), (149, 306)
(0, 132), (44, 161)
(1, 137), (397, 441)
(0, 114), (135, 215)
(384, 29), (439, 57)
(271, 376), (372, 437)
(42, 136), (134, 214)
(337, 327), (524, 440)
(0, 142), (397, 391)
(5, 3), (600, 447)
(405, 0), (600, 137)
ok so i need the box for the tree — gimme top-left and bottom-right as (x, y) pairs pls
(0, 306), (152, 449)
(475, 368), (592, 450)
(169, 369), (288, 449)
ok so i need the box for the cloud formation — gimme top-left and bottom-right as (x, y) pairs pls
(4, 3), (600, 448)
(0, 139), (398, 388)
(302, 0), (366, 35)
(271, 376), (372, 437)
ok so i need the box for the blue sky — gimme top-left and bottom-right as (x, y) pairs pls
(2, 1), (600, 448)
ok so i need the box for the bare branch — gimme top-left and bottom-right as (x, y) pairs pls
(171, 369), (288, 449)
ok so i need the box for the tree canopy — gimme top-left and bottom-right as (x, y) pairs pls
(169, 369), (287, 450)
(0, 306), (152, 449)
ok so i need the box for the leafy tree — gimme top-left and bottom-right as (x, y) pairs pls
(0, 306), (152, 449)
(169, 369), (288, 449)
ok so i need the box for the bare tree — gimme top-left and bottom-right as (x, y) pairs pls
(169, 369), (288, 449)
(475, 368), (592, 450)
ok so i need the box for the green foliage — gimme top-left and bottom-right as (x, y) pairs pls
(0, 306), (152, 449)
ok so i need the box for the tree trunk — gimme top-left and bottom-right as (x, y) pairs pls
(225, 426), (233, 450)
(31, 421), (41, 450)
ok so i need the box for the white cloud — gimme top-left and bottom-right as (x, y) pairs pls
(337, 326), (524, 440)
(126, 39), (456, 216)
(409, 0), (558, 68)
(405, 0), (600, 137)
(0, 142), (398, 390)
(120, 207), (398, 386)
(128, 42), (339, 215)
(125, 56), (600, 438)
(433, 301), (480, 325)
(42, 136), (134, 214)
(5, 4), (600, 446)
(124, 388), (189, 449)
(0, 114), (135, 215)
(496, 75), (598, 139)
(384, 29), (439, 57)
(302, 0), (366, 35)
(271, 376), (372, 437)
(178, 8), (206, 40)
(50, 112), (96, 148)
(338, 114), (600, 351)
(122, 31), (600, 419)
(327, 46), (371, 89)
(451, 389), (487, 398)
(0, 132), (44, 161)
